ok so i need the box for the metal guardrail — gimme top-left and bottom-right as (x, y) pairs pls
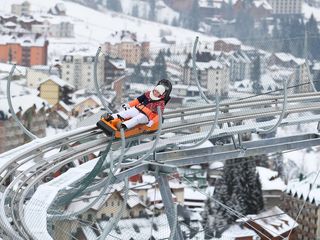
(1, 93), (320, 239)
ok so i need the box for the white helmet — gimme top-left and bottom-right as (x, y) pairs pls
(150, 85), (166, 100)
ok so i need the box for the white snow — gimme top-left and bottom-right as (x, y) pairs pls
(256, 166), (286, 191)
(286, 171), (320, 205)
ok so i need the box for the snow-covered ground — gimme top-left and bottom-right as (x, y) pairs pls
(276, 114), (320, 176)
(303, 2), (320, 21)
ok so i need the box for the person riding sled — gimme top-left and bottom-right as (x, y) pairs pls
(103, 80), (171, 131)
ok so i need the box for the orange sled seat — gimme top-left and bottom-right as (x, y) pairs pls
(96, 117), (159, 139)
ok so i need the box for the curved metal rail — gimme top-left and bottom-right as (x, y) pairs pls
(94, 46), (112, 112)
(257, 79), (288, 134)
(7, 64), (38, 140)
(1, 93), (320, 239)
(192, 36), (212, 104)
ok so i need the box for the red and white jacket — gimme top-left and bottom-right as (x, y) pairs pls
(128, 91), (165, 123)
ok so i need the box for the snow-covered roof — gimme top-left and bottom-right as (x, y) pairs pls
(57, 110), (68, 120)
(286, 171), (320, 205)
(184, 187), (206, 201)
(209, 161), (224, 169)
(169, 178), (185, 189)
(273, 52), (305, 65)
(40, 75), (74, 89)
(253, 0), (272, 10)
(109, 58), (126, 69)
(148, 188), (176, 202)
(313, 62), (320, 71)
(4, 21), (17, 27)
(0, 94), (49, 117)
(173, 84), (206, 92)
(239, 206), (298, 237)
(73, 95), (102, 107)
(99, 214), (170, 240)
(0, 34), (47, 47)
(217, 38), (242, 46)
(256, 167), (286, 191)
(0, 62), (26, 74)
(58, 100), (72, 112)
(222, 224), (258, 238)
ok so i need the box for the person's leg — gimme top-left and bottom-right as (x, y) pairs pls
(122, 113), (148, 129)
(111, 108), (140, 120)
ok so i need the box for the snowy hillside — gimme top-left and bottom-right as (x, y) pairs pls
(119, 0), (179, 24)
(0, 0), (216, 61)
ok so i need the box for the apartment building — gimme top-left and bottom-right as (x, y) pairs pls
(26, 65), (60, 88)
(32, 19), (74, 38)
(183, 59), (230, 97)
(281, 173), (320, 240)
(0, 34), (48, 67)
(11, 1), (30, 16)
(0, 95), (48, 153)
(267, 0), (303, 16)
(306, 0), (320, 7)
(54, 184), (148, 240)
(214, 38), (241, 53)
(61, 52), (104, 90)
(218, 50), (252, 83)
(266, 52), (311, 93)
(103, 31), (150, 66)
(104, 56), (126, 85)
(39, 76), (74, 105)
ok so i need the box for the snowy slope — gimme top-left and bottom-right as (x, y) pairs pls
(119, 0), (179, 23)
(0, 0), (216, 60)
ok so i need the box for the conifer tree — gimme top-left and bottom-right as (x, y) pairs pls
(132, 5), (139, 17)
(189, 0), (200, 31)
(306, 14), (320, 59)
(171, 17), (179, 27)
(151, 50), (167, 82)
(106, 0), (122, 12)
(207, 157), (264, 235)
(252, 55), (262, 94)
(148, 0), (156, 21)
(210, 177), (230, 237)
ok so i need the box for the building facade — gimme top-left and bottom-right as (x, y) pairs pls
(267, 0), (303, 16)
(183, 60), (230, 97)
(266, 53), (311, 93)
(39, 76), (74, 105)
(103, 35), (150, 66)
(11, 1), (30, 16)
(26, 65), (60, 88)
(32, 20), (74, 38)
(214, 38), (242, 53)
(104, 57), (126, 85)
(0, 96), (48, 153)
(282, 173), (320, 240)
(61, 53), (104, 90)
(0, 35), (49, 67)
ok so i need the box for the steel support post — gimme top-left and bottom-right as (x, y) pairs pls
(157, 174), (184, 240)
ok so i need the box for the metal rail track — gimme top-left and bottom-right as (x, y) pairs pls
(1, 93), (320, 239)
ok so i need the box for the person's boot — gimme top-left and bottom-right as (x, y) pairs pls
(103, 113), (114, 122)
(120, 123), (128, 130)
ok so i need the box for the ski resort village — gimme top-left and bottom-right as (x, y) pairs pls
(1, 0), (320, 239)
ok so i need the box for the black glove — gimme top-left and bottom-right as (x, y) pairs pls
(121, 103), (130, 110)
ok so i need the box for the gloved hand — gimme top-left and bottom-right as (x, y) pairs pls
(146, 120), (154, 127)
(121, 103), (130, 111)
